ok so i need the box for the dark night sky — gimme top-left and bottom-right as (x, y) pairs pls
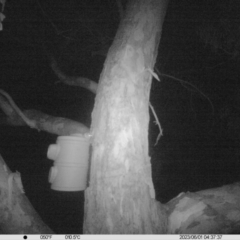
(0, 0), (240, 234)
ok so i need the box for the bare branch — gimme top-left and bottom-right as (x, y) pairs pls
(24, 109), (90, 136)
(0, 89), (36, 128)
(0, 154), (54, 233)
(149, 102), (163, 146)
(50, 58), (98, 94)
(0, 90), (89, 136)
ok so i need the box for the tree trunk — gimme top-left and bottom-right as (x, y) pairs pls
(83, 0), (169, 234)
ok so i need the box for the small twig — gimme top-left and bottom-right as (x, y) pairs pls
(147, 68), (160, 81)
(149, 102), (163, 146)
(159, 72), (214, 116)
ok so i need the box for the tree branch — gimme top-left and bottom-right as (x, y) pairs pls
(0, 154), (54, 233)
(0, 90), (89, 136)
(50, 57), (97, 94)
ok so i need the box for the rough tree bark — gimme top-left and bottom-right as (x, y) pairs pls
(83, 0), (169, 234)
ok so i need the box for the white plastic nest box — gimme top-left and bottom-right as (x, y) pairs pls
(47, 133), (90, 191)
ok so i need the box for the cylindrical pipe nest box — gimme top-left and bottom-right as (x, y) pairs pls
(47, 134), (90, 191)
